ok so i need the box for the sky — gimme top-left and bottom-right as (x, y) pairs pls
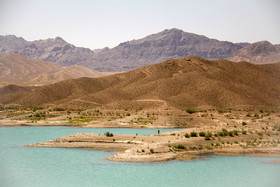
(0, 0), (279, 49)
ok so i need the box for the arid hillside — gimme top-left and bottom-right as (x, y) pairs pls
(0, 53), (113, 86)
(1, 56), (279, 109)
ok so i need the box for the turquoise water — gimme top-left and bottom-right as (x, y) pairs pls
(0, 127), (280, 187)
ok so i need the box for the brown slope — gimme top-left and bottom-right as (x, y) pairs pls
(1, 56), (279, 109)
(28, 65), (114, 85)
(229, 41), (280, 64)
(0, 84), (37, 94)
(0, 53), (60, 82)
(0, 53), (115, 86)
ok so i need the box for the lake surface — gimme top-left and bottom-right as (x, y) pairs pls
(0, 127), (280, 187)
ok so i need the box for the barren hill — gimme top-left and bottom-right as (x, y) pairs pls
(1, 57), (279, 109)
(0, 29), (249, 71)
(229, 41), (280, 63)
(0, 53), (113, 86)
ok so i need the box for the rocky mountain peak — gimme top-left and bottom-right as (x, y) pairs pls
(244, 41), (277, 54)
(55, 36), (65, 42)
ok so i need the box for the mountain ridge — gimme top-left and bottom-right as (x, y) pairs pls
(1, 56), (279, 109)
(0, 28), (251, 71)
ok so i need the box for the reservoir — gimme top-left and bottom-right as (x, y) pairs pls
(0, 127), (279, 187)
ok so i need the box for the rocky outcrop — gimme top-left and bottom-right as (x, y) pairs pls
(0, 35), (95, 67)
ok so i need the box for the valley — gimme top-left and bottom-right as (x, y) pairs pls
(1, 55), (279, 162)
(1, 1), (280, 186)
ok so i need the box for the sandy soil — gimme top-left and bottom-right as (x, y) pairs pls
(2, 107), (279, 162)
(27, 126), (280, 162)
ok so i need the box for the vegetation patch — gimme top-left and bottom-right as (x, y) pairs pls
(186, 108), (196, 114)
(190, 132), (198, 137)
(184, 133), (190, 138)
(70, 118), (94, 123)
(104, 132), (114, 137)
(174, 145), (186, 150)
(199, 132), (206, 137)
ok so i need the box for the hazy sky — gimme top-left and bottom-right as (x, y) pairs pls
(0, 0), (279, 49)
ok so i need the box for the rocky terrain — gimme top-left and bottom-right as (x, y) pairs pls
(1, 56), (279, 109)
(230, 41), (280, 63)
(0, 53), (113, 86)
(89, 29), (249, 71)
(1, 29), (249, 71)
(0, 35), (95, 67)
(27, 109), (280, 162)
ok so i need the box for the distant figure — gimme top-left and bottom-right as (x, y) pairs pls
(158, 129), (160, 134)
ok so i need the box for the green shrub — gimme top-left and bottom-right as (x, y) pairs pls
(242, 122), (247, 126)
(34, 113), (41, 117)
(222, 129), (228, 136)
(104, 132), (114, 137)
(189, 147), (197, 150)
(205, 136), (211, 140)
(205, 145), (213, 150)
(174, 145), (186, 149)
(199, 132), (206, 137)
(186, 108), (196, 114)
(53, 107), (66, 111)
(150, 149), (154, 154)
(190, 132), (198, 137)
(257, 132), (263, 136)
(233, 130), (238, 136)
(217, 131), (224, 137)
(242, 130), (247, 135)
(216, 129), (229, 137)
(206, 132), (212, 137)
(184, 133), (190, 138)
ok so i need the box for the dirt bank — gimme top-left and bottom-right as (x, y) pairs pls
(27, 126), (280, 162)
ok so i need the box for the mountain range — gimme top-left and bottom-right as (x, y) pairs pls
(2, 28), (278, 72)
(1, 57), (279, 109)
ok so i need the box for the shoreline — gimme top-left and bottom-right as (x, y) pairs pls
(0, 123), (182, 129)
(27, 130), (280, 163)
(0, 119), (182, 129)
